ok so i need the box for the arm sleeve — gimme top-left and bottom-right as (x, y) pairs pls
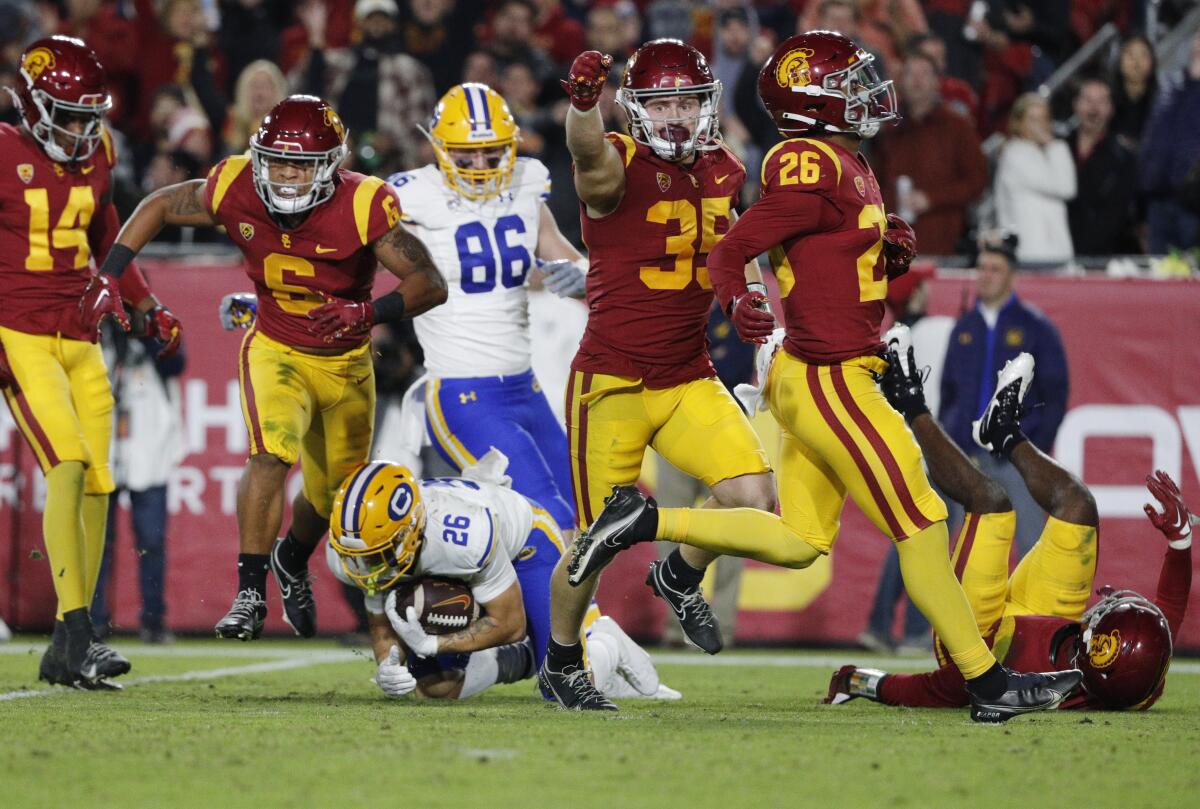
(708, 190), (839, 312)
(1153, 546), (1193, 639)
(1027, 318), (1069, 451)
(877, 664), (971, 708)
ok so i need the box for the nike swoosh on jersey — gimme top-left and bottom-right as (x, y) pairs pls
(81, 165), (96, 175)
(715, 174), (730, 183)
(315, 245), (337, 254)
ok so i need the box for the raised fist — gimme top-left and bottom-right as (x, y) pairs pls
(883, 213), (917, 280)
(561, 51), (614, 111)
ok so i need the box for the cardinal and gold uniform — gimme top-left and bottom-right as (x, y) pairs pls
(203, 155), (400, 516)
(566, 134), (769, 529)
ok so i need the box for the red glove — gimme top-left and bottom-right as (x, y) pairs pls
(307, 293), (373, 342)
(729, 289), (775, 344)
(883, 213), (916, 280)
(146, 305), (183, 358)
(1144, 470), (1192, 545)
(79, 274), (130, 340)
(0, 341), (15, 389)
(561, 51), (614, 111)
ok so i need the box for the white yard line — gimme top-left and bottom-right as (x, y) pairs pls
(0, 643), (360, 661)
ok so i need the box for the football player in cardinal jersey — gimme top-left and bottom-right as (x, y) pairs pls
(543, 39), (776, 710)
(568, 32), (1082, 722)
(98, 95), (447, 642)
(324, 454), (677, 702)
(827, 335), (1190, 712)
(0, 36), (181, 689)
(384, 83), (586, 534)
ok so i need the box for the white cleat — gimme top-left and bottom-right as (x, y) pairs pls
(972, 352), (1035, 453)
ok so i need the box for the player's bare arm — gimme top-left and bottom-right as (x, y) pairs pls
(113, 180), (217, 255)
(432, 583), (527, 654)
(371, 220), (449, 318)
(369, 611), (403, 664)
(562, 51), (626, 217)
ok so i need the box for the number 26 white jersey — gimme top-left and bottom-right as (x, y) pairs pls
(387, 158), (551, 378)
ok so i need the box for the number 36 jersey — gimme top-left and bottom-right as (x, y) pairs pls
(325, 477), (537, 613)
(576, 134), (745, 388)
(386, 158), (550, 378)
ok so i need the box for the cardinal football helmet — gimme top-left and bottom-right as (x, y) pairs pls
(329, 462), (426, 595)
(9, 36), (112, 163)
(250, 95), (349, 215)
(425, 83), (519, 200)
(1074, 589), (1173, 709)
(616, 39), (722, 161)
(757, 31), (897, 139)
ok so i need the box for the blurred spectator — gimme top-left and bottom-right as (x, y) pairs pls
(1067, 77), (1138, 256)
(216, 0), (293, 98)
(502, 62), (550, 157)
(939, 232), (1069, 556)
(142, 149), (216, 243)
(874, 53), (988, 256)
(712, 5), (758, 159)
(462, 51), (499, 85)
(585, 1), (642, 65)
(990, 1), (1073, 80)
(798, 0), (925, 67)
(532, 0), (586, 69)
(731, 26), (781, 186)
(963, 4), (1035, 136)
(1139, 31), (1200, 254)
(56, 0), (138, 131)
(92, 325), (188, 644)
(807, 0), (888, 79)
(645, 0), (694, 44)
(908, 31), (979, 126)
(402, 0), (477, 94)
(1111, 34), (1157, 147)
(150, 84), (214, 165)
(222, 59), (288, 157)
(299, 0), (436, 173)
(481, 0), (556, 87)
(994, 93), (1076, 263)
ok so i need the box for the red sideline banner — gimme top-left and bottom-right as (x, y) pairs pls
(2, 264), (1198, 650)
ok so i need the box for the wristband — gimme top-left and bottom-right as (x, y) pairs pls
(99, 244), (136, 278)
(371, 291), (406, 324)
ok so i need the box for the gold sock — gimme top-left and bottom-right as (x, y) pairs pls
(81, 493), (110, 606)
(44, 462), (88, 619)
(896, 521), (997, 679)
(655, 507), (821, 569)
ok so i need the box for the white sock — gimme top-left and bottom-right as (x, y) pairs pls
(459, 648), (500, 699)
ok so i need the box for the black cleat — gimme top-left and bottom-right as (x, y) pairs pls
(537, 658), (618, 711)
(645, 560), (723, 654)
(969, 668), (1083, 723)
(215, 588), (267, 640)
(271, 538), (317, 638)
(39, 613), (125, 690)
(567, 486), (656, 586)
(86, 637), (131, 679)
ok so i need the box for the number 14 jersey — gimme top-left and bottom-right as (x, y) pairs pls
(576, 135), (745, 388)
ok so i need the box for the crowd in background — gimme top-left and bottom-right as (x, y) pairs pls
(2, 0), (1200, 259)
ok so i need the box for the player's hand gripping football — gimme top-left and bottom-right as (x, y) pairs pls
(79, 274), (130, 339)
(882, 213), (917, 280)
(219, 293), (258, 330)
(561, 51), (614, 111)
(307, 293), (373, 342)
(385, 591), (439, 658)
(1144, 469), (1193, 548)
(374, 645), (417, 698)
(729, 285), (776, 344)
(145, 305), (183, 358)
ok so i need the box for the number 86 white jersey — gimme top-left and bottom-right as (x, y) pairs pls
(387, 158), (551, 378)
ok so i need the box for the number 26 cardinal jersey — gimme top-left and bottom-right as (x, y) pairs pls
(575, 134), (745, 388)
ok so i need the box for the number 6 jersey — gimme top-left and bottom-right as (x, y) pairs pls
(575, 134), (745, 388)
(387, 157), (550, 378)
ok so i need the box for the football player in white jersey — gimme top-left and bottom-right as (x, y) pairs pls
(385, 83), (586, 534)
(326, 452), (677, 702)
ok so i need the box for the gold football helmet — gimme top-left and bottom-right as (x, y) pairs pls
(425, 83), (519, 200)
(329, 462), (426, 595)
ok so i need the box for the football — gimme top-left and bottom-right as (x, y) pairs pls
(392, 577), (479, 635)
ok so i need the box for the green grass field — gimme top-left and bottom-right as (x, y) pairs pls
(2, 639), (1197, 809)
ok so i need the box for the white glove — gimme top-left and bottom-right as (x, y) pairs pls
(541, 260), (587, 298)
(374, 645), (416, 698)
(462, 447), (512, 488)
(219, 292), (258, 330)
(385, 591), (439, 658)
(734, 328), (786, 413)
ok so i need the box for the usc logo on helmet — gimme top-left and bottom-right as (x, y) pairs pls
(323, 107), (346, 141)
(1088, 629), (1122, 670)
(775, 48), (816, 88)
(23, 47), (55, 81)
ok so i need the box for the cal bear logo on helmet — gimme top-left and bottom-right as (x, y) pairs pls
(775, 48), (816, 88)
(388, 482), (415, 521)
(1088, 629), (1121, 669)
(23, 47), (55, 81)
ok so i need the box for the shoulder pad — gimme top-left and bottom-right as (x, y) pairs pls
(206, 155), (251, 215)
(604, 132), (638, 169)
(514, 157), (552, 201)
(760, 138), (842, 194)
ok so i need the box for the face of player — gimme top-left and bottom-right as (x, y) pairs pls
(265, 157), (317, 199)
(448, 145), (509, 172)
(976, 251), (1014, 306)
(50, 108), (102, 155)
(643, 94), (702, 142)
